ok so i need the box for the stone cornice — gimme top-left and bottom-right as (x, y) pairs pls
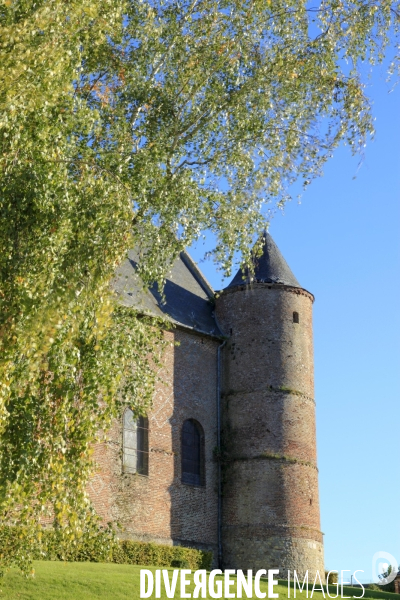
(216, 282), (315, 303)
(230, 453), (319, 471)
(222, 386), (315, 405)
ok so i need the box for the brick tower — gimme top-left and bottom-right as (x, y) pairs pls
(215, 233), (324, 577)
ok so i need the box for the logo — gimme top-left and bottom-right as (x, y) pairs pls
(372, 552), (398, 585)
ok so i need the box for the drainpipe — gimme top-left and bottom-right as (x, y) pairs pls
(217, 339), (226, 569)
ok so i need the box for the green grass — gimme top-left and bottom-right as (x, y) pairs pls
(0, 562), (398, 600)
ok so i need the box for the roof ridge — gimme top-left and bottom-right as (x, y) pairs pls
(180, 251), (215, 298)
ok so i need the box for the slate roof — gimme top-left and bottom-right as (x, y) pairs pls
(112, 249), (222, 337)
(226, 232), (301, 289)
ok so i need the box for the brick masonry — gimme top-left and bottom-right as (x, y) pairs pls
(89, 328), (219, 559)
(87, 280), (324, 578)
(215, 282), (324, 578)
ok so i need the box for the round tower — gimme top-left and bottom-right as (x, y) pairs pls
(215, 233), (324, 578)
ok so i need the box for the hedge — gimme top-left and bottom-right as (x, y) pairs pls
(0, 527), (213, 571)
(112, 540), (212, 570)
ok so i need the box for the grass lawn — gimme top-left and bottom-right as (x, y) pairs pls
(0, 562), (397, 600)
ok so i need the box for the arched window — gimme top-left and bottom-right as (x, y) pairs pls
(181, 419), (205, 486)
(123, 408), (149, 475)
(293, 311), (299, 324)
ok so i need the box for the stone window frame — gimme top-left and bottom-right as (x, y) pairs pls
(122, 408), (149, 476)
(181, 418), (206, 487)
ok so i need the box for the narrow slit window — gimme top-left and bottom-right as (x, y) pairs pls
(293, 311), (299, 324)
(181, 419), (205, 486)
(123, 408), (149, 475)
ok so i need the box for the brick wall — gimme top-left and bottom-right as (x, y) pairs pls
(87, 281), (325, 576)
(88, 327), (219, 559)
(215, 283), (324, 578)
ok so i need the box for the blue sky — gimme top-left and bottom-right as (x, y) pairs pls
(189, 63), (400, 582)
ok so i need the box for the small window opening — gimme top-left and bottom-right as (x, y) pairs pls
(123, 408), (149, 475)
(230, 328), (233, 335)
(293, 312), (299, 324)
(310, 498), (313, 505)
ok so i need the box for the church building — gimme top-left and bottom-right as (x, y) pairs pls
(88, 233), (324, 577)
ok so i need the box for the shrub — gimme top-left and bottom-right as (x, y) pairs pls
(114, 540), (212, 570)
(171, 559), (190, 569)
(325, 571), (338, 585)
(0, 527), (213, 571)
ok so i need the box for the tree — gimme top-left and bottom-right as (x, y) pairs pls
(0, 0), (399, 570)
(378, 564), (399, 591)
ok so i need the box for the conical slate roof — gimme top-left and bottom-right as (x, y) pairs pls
(226, 232), (301, 289)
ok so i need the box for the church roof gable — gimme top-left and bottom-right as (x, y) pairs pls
(113, 250), (221, 337)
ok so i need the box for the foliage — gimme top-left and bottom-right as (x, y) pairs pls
(0, 526), (212, 571)
(370, 583), (396, 593)
(0, 524), (115, 571)
(0, 304), (167, 573)
(325, 571), (338, 585)
(1, 0), (399, 572)
(378, 565), (398, 593)
(113, 541), (212, 570)
(376, 582), (397, 594)
(370, 584), (385, 591)
(171, 559), (191, 569)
